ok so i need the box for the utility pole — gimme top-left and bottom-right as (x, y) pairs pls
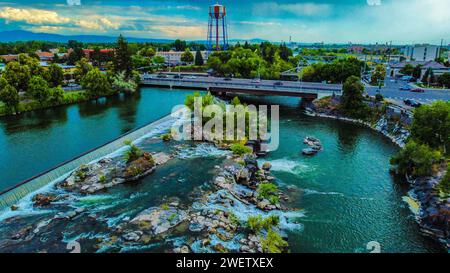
(387, 41), (392, 65)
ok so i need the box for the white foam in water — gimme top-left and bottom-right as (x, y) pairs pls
(196, 189), (304, 232)
(0, 115), (180, 220)
(177, 143), (230, 159)
(262, 158), (315, 176)
(302, 188), (345, 197)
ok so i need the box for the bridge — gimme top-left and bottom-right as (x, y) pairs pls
(141, 75), (342, 100)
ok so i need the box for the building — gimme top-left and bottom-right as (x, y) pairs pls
(82, 49), (115, 61)
(403, 44), (440, 61)
(155, 50), (211, 66)
(390, 60), (449, 79)
(35, 51), (55, 61)
(0, 54), (19, 62)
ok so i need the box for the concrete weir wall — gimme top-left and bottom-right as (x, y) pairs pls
(0, 113), (176, 211)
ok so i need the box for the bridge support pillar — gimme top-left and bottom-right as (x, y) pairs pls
(300, 98), (315, 109)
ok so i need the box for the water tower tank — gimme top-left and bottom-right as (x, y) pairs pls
(207, 2), (229, 51)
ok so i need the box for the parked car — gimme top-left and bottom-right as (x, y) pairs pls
(400, 85), (411, 91)
(274, 81), (284, 86)
(404, 99), (422, 108)
(411, 88), (425, 93)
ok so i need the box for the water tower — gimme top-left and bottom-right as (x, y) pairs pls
(207, 1), (229, 51)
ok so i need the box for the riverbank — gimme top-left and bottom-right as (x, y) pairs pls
(308, 96), (449, 251)
(0, 90), (123, 117)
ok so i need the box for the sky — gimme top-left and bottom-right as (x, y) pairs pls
(0, 0), (448, 44)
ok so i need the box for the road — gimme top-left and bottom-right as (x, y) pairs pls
(366, 78), (450, 104)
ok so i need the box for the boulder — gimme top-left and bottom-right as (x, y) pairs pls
(122, 231), (143, 242)
(257, 199), (271, 210)
(32, 194), (57, 207)
(262, 162), (272, 171)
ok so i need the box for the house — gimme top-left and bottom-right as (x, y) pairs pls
(82, 49), (115, 61)
(403, 45), (440, 62)
(35, 51), (54, 61)
(0, 54), (19, 62)
(390, 61), (449, 79)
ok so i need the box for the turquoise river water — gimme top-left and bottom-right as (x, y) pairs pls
(0, 87), (443, 253)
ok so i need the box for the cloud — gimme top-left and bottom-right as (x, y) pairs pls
(239, 21), (282, 27)
(253, 2), (332, 17)
(0, 7), (70, 25)
(150, 25), (205, 39)
(67, 0), (81, 6)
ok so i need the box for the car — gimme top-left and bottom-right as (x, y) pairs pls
(187, 76), (197, 79)
(400, 85), (411, 91)
(411, 88), (425, 93)
(251, 78), (261, 83)
(157, 73), (168, 78)
(404, 99), (422, 108)
(173, 74), (183, 79)
(223, 77), (232, 81)
(274, 81), (284, 86)
(401, 76), (413, 81)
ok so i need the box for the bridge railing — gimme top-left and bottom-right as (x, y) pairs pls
(142, 78), (342, 93)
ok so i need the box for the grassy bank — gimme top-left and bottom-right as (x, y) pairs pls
(0, 90), (95, 117)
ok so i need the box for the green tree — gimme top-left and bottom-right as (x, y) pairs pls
(3, 61), (31, 91)
(260, 229), (289, 253)
(410, 101), (450, 155)
(181, 49), (194, 63)
(152, 55), (165, 65)
(81, 68), (112, 99)
(371, 64), (386, 85)
(172, 39), (187, 51)
(341, 76), (371, 119)
(0, 77), (20, 113)
(114, 35), (132, 78)
(74, 58), (93, 82)
(437, 72), (450, 88)
(390, 141), (442, 177)
(400, 64), (414, 76)
(48, 86), (65, 105)
(412, 65), (422, 80)
(195, 50), (204, 66)
(28, 75), (50, 106)
(47, 63), (64, 87)
(140, 47), (156, 58)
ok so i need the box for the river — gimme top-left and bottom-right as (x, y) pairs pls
(0, 87), (443, 253)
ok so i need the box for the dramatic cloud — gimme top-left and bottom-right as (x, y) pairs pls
(253, 2), (332, 17)
(0, 7), (70, 25)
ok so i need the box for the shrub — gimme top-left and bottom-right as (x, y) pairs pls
(161, 133), (172, 142)
(257, 183), (279, 204)
(123, 140), (143, 163)
(260, 229), (289, 253)
(228, 213), (240, 227)
(99, 175), (106, 184)
(247, 215), (263, 234)
(230, 143), (252, 156)
(247, 214), (280, 234)
(375, 93), (384, 102)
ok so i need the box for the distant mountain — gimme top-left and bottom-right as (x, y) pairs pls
(0, 30), (173, 43)
(0, 30), (270, 45)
